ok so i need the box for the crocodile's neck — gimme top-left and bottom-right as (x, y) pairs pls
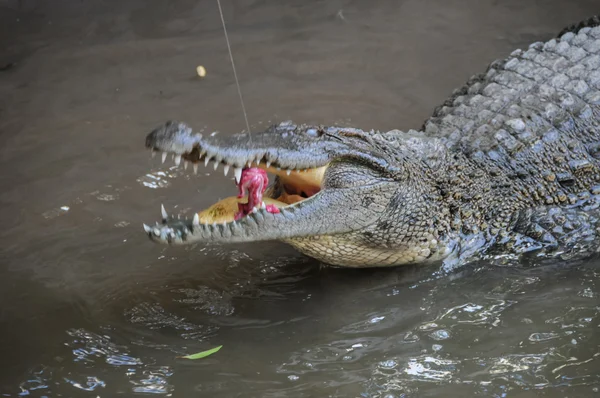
(350, 131), (522, 254)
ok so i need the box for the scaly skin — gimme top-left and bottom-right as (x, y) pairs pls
(143, 16), (600, 268)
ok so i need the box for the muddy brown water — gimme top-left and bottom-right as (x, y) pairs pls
(1, 0), (600, 396)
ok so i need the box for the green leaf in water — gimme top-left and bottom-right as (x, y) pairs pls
(178, 345), (223, 360)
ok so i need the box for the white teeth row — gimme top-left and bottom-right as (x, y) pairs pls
(155, 150), (303, 181)
(146, 202), (274, 237)
(194, 156), (245, 183)
(191, 212), (232, 227)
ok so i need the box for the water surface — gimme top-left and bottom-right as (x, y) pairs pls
(1, 0), (599, 396)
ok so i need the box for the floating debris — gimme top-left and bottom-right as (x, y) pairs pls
(178, 345), (222, 360)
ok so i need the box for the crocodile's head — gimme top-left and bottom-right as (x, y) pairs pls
(143, 120), (451, 267)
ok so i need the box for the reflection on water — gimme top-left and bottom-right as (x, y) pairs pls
(1, 0), (600, 396)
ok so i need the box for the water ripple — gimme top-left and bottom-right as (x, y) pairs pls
(436, 299), (516, 327)
(130, 366), (174, 394)
(124, 302), (218, 340)
(136, 169), (178, 189)
(66, 329), (142, 366)
(17, 366), (52, 396)
(173, 286), (234, 316)
(13, 328), (177, 396)
(63, 376), (106, 391)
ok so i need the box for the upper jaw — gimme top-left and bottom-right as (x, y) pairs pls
(145, 120), (339, 175)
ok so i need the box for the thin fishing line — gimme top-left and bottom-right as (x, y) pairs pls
(216, 0), (252, 135)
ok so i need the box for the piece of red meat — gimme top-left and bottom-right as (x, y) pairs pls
(234, 168), (280, 220)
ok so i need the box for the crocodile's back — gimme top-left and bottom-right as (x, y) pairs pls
(423, 17), (600, 205)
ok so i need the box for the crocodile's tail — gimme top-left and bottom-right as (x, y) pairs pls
(557, 15), (600, 37)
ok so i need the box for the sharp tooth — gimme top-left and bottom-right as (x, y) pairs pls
(266, 161), (271, 168)
(161, 152), (168, 163)
(261, 201), (266, 209)
(204, 157), (210, 167)
(247, 161), (252, 168)
(143, 224), (152, 233)
(212, 222), (217, 227)
(223, 164), (230, 176)
(161, 204), (168, 221)
(286, 169), (291, 175)
(222, 222), (227, 227)
(213, 161), (219, 171)
(199, 149), (207, 158)
(184, 161), (189, 170)
(252, 206), (258, 213)
(174, 154), (181, 166)
(234, 168), (242, 184)
(193, 163), (199, 174)
(255, 159), (260, 165)
(193, 213), (200, 226)
(151, 151), (156, 158)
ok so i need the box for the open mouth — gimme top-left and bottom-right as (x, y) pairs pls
(144, 146), (327, 236)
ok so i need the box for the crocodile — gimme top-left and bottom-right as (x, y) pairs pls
(143, 16), (600, 268)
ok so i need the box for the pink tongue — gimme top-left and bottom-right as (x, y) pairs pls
(234, 168), (280, 221)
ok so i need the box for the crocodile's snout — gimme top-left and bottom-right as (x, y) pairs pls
(146, 121), (201, 160)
